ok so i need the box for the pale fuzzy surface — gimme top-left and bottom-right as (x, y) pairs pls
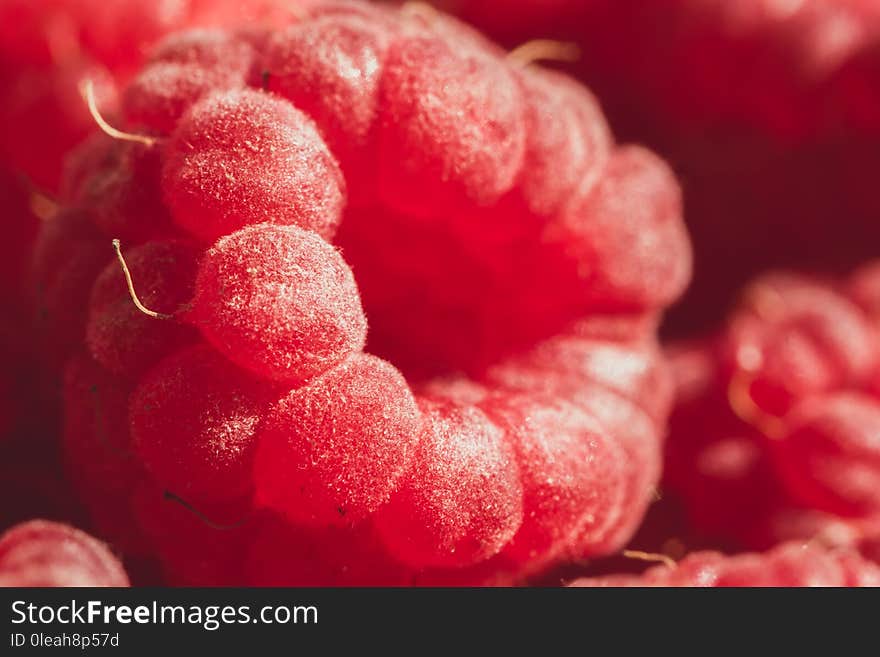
(163, 88), (345, 243)
(130, 344), (277, 503)
(87, 239), (201, 378)
(193, 223), (366, 383)
(570, 542), (880, 587)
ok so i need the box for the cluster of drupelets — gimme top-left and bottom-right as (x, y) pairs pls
(20, 0), (694, 585)
(1, 0), (880, 587)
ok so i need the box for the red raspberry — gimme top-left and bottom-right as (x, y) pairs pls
(32, 3), (689, 586)
(663, 267), (880, 552)
(0, 519), (129, 587)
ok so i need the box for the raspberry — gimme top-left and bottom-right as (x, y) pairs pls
(570, 542), (880, 588)
(189, 223), (366, 382)
(28, 3), (690, 586)
(375, 398), (523, 568)
(721, 273), (876, 417)
(376, 15), (525, 217)
(87, 240), (201, 378)
(0, 520), (129, 587)
(162, 88), (345, 243)
(254, 354), (420, 526)
(130, 344), (278, 503)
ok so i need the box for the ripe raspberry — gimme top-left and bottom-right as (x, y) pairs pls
(162, 88), (345, 243)
(0, 519), (129, 587)
(663, 267), (880, 552)
(720, 273), (876, 417)
(130, 344), (278, 503)
(32, 2), (690, 586)
(570, 542), (880, 588)
(375, 398), (523, 568)
(254, 354), (420, 526)
(189, 223), (366, 382)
